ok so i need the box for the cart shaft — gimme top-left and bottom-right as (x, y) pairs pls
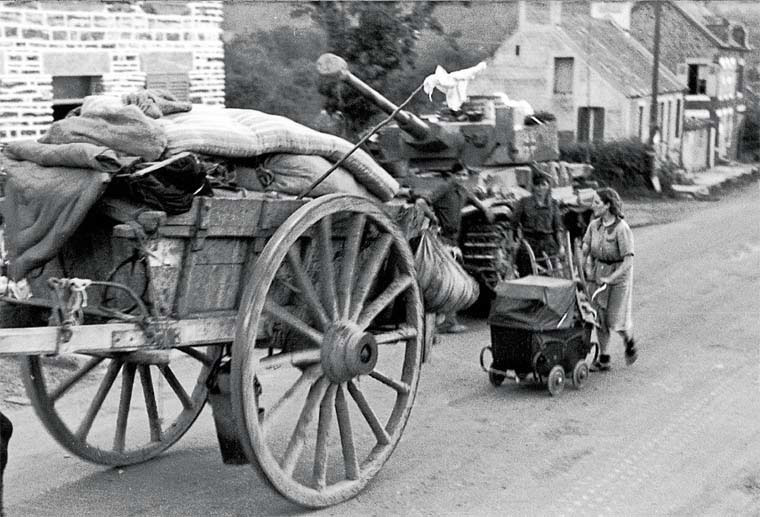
(0, 316), (236, 356)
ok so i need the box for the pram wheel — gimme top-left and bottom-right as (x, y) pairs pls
(489, 369), (506, 387)
(547, 365), (565, 396)
(572, 360), (589, 389)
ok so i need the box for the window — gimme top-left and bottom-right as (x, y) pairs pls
(515, 45), (520, 56)
(638, 105), (644, 140)
(553, 57), (574, 94)
(687, 64), (707, 94)
(51, 75), (102, 120)
(666, 100), (672, 142)
(577, 107), (604, 143)
(675, 99), (681, 137)
(737, 64), (745, 93)
(658, 101), (664, 135)
(146, 73), (190, 101)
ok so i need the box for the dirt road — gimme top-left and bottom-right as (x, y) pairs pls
(4, 183), (760, 516)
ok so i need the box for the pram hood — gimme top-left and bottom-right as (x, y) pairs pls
(488, 275), (577, 330)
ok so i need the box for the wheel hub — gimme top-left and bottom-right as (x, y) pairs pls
(321, 322), (379, 383)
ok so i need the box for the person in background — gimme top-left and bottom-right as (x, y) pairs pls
(0, 410), (11, 517)
(409, 163), (495, 333)
(513, 171), (565, 275)
(581, 187), (638, 370)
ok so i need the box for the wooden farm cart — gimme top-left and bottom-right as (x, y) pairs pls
(0, 191), (435, 508)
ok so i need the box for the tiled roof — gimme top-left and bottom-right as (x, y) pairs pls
(671, 1), (746, 50)
(559, 14), (684, 98)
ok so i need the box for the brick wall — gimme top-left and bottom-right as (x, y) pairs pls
(0, 1), (224, 143)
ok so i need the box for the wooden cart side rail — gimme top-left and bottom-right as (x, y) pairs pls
(0, 315), (236, 356)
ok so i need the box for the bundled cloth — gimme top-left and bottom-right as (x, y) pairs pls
(235, 154), (378, 201)
(3, 140), (139, 173)
(414, 229), (479, 314)
(0, 157), (111, 280)
(122, 89), (192, 119)
(39, 95), (167, 161)
(158, 105), (399, 201)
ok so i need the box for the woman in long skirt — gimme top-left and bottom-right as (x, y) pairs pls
(581, 188), (639, 370)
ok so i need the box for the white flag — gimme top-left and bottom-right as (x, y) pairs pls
(422, 61), (487, 111)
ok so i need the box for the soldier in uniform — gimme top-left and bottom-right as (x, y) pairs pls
(512, 171), (565, 275)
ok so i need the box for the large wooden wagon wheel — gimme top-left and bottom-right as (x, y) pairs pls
(231, 194), (423, 508)
(21, 343), (221, 466)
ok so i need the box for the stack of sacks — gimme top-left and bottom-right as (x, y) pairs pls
(1, 91), (399, 281)
(157, 105), (398, 201)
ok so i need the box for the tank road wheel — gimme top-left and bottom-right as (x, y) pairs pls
(572, 360), (589, 389)
(232, 194), (423, 508)
(546, 365), (565, 397)
(21, 344), (222, 466)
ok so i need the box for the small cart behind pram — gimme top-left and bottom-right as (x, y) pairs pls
(480, 274), (595, 396)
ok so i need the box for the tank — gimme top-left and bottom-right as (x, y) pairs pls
(317, 53), (594, 292)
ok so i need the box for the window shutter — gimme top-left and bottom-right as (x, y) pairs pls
(145, 73), (190, 101)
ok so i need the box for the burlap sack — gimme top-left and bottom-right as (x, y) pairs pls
(414, 229), (479, 314)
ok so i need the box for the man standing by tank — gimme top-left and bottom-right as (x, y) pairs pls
(411, 163), (495, 333)
(512, 171), (565, 275)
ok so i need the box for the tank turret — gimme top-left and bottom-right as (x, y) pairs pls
(317, 53), (558, 174)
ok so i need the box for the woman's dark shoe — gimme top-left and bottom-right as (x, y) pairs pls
(625, 339), (638, 365)
(592, 354), (611, 372)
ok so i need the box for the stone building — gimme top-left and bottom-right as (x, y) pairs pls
(0, 0), (225, 143)
(469, 1), (686, 165)
(602, 0), (750, 165)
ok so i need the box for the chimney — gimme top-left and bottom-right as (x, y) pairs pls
(518, 0), (527, 29)
(549, 1), (563, 25)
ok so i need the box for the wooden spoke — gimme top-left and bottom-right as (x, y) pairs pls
(347, 380), (390, 446)
(356, 273), (414, 330)
(113, 363), (136, 452)
(286, 247), (330, 330)
(177, 346), (215, 367)
(76, 359), (122, 441)
(349, 233), (393, 322)
(335, 383), (360, 480)
(369, 370), (410, 395)
(139, 365), (162, 443)
(280, 376), (330, 477)
(263, 298), (324, 347)
(159, 365), (194, 410)
(313, 383), (338, 490)
(317, 216), (339, 320)
(263, 365), (322, 435)
(337, 214), (366, 319)
(374, 325), (418, 345)
(259, 349), (321, 371)
(50, 356), (105, 403)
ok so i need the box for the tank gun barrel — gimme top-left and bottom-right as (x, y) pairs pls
(317, 53), (431, 141)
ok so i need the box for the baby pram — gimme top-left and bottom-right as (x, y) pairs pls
(481, 275), (595, 395)
(479, 235), (598, 396)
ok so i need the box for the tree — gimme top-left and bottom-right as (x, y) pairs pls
(291, 1), (462, 136)
(224, 27), (327, 126)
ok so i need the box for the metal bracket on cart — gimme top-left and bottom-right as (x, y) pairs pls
(48, 277), (91, 353)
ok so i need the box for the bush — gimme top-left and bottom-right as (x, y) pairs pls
(560, 138), (655, 193)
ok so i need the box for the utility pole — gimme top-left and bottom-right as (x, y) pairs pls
(648, 0), (663, 192)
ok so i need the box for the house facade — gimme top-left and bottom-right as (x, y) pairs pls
(608, 1), (750, 164)
(0, 0), (225, 144)
(469, 1), (686, 166)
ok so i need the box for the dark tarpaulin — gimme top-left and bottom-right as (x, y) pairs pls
(488, 275), (577, 330)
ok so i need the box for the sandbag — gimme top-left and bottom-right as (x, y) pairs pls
(236, 154), (379, 201)
(414, 229), (479, 314)
(159, 106), (399, 201)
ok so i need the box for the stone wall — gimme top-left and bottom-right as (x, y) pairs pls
(0, 1), (225, 143)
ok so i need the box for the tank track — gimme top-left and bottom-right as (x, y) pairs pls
(461, 220), (516, 293)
